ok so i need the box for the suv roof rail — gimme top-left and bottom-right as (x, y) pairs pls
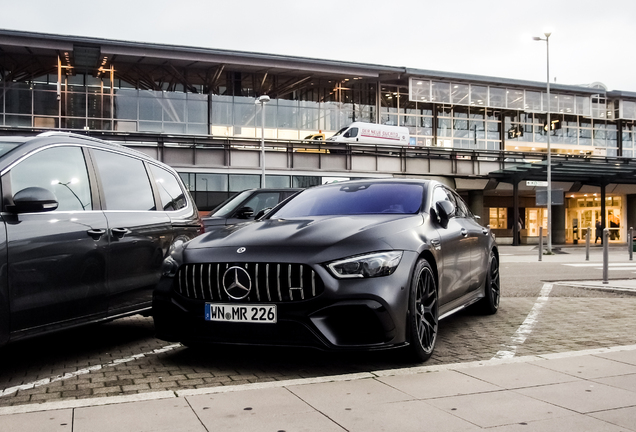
(36, 131), (123, 146)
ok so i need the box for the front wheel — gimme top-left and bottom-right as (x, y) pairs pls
(406, 259), (438, 362)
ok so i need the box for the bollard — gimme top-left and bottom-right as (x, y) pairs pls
(603, 228), (609, 284)
(538, 226), (543, 262)
(585, 227), (590, 261)
(630, 227), (633, 261)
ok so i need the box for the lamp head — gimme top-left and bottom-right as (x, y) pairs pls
(255, 95), (271, 104)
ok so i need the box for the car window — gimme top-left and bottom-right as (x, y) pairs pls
(92, 149), (155, 211)
(273, 183), (424, 217)
(242, 192), (280, 215)
(451, 192), (471, 218)
(432, 186), (458, 218)
(210, 190), (252, 217)
(9, 146), (92, 211)
(149, 164), (187, 211)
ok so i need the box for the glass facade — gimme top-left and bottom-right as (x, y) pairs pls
(1, 67), (635, 159)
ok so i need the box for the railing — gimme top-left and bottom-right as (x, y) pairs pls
(1, 127), (631, 173)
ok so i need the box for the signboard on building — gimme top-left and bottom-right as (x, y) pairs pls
(526, 181), (548, 187)
(536, 189), (564, 206)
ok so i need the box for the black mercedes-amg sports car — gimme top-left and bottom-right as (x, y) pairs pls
(153, 178), (499, 361)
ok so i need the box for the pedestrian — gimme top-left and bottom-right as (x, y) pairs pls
(595, 220), (602, 244)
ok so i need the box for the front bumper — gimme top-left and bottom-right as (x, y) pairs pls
(152, 254), (416, 351)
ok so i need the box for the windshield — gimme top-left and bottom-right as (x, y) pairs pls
(209, 190), (253, 217)
(271, 183), (425, 218)
(329, 127), (348, 138)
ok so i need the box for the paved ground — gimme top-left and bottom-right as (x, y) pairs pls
(1, 244), (635, 409)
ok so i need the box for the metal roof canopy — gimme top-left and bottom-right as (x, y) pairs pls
(489, 158), (636, 186)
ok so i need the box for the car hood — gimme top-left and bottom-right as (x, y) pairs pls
(184, 214), (424, 263)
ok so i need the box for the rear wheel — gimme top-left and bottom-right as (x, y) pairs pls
(406, 259), (438, 362)
(475, 251), (500, 315)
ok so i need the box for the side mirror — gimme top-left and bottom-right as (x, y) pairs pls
(235, 206), (254, 219)
(433, 200), (455, 229)
(9, 187), (59, 214)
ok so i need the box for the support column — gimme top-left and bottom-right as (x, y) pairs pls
(513, 179), (520, 246)
(553, 202), (566, 244)
(467, 190), (484, 221)
(601, 183), (607, 231)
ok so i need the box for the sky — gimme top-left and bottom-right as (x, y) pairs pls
(2, 0), (635, 92)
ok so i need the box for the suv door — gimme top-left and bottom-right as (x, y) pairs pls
(90, 149), (173, 314)
(2, 146), (109, 332)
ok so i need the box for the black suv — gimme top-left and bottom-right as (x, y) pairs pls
(0, 132), (201, 346)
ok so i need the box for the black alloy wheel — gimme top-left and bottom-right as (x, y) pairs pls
(407, 259), (438, 362)
(476, 251), (500, 315)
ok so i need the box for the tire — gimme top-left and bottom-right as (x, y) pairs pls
(475, 251), (500, 315)
(406, 259), (438, 362)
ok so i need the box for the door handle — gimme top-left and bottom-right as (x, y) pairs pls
(111, 227), (131, 239)
(482, 228), (489, 235)
(461, 228), (468, 237)
(87, 229), (106, 240)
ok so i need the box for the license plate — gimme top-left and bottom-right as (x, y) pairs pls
(205, 303), (277, 323)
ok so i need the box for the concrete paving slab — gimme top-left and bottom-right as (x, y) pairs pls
(186, 386), (314, 417)
(457, 361), (580, 389)
(486, 413), (629, 431)
(592, 373), (636, 393)
(515, 380), (636, 414)
(72, 397), (205, 432)
(535, 354), (636, 379)
(424, 389), (572, 428)
(197, 408), (344, 432)
(286, 377), (412, 412)
(186, 387), (343, 431)
(0, 409), (73, 432)
(590, 406), (636, 431)
(596, 348), (636, 366)
(376, 369), (501, 399)
(325, 399), (481, 432)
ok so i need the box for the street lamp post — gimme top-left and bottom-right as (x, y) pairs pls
(255, 95), (271, 188)
(533, 32), (552, 254)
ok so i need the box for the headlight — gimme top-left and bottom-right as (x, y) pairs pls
(327, 251), (403, 279)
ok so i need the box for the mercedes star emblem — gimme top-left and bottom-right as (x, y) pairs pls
(223, 266), (252, 300)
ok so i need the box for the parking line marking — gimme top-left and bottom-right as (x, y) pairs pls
(492, 283), (553, 360)
(0, 343), (182, 397)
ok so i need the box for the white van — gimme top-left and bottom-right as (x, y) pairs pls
(327, 122), (411, 146)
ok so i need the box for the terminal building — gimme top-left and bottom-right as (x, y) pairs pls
(2, 29), (636, 245)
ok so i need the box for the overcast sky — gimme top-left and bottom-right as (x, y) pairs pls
(2, 0), (635, 92)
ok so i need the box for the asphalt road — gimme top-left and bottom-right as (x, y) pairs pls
(1, 244), (636, 408)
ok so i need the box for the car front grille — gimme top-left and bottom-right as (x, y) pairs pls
(173, 262), (325, 302)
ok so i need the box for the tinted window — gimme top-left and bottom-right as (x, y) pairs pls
(273, 183), (424, 217)
(92, 149), (155, 211)
(9, 146), (92, 211)
(243, 192), (280, 214)
(432, 186), (458, 217)
(149, 164), (187, 211)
